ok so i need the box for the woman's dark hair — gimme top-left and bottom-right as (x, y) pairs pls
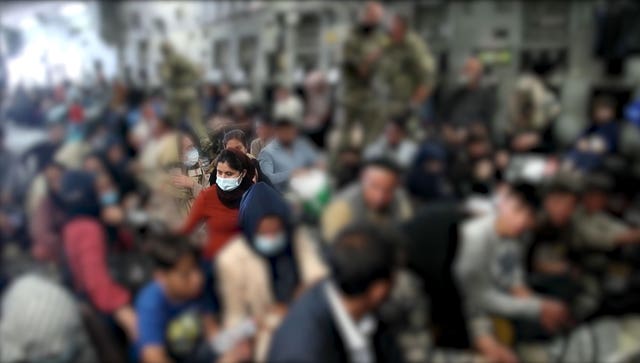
(215, 148), (250, 174)
(222, 129), (247, 149)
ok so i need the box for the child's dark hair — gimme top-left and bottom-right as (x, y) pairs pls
(222, 129), (247, 148)
(509, 181), (542, 211)
(150, 235), (199, 271)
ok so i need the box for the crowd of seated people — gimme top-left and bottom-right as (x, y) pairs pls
(2, 2), (640, 363)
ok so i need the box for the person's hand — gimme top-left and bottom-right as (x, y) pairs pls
(475, 335), (519, 363)
(314, 160), (327, 170)
(358, 49), (383, 77)
(540, 299), (570, 333)
(123, 193), (141, 211)
(102, 206), (124, 225)
(272, 303), (288, 318)
(217, 339), (252, 363)
(291, 168), (309, 178)
(114, 305), (138, 342)
(576, 138), (590, 152)
(615, 229), (640, 246)
(0, 211), (9, 233)
(366, 48), (383, 65)
(511, 285), (533, 298)
(171, 174), (195, 189)
(512, 133), (540, 152)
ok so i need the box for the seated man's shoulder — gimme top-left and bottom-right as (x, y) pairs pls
(270, 284), (332, 359)
(258, 142), (277, 158)
(278, 283), (331, 334)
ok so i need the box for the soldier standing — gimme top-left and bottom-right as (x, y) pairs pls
(381, 15), (436, 139)
(159, 42), (212, 152)
(339, 1), (389, 149)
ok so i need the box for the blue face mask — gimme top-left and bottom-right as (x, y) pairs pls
(216, 175), (242, 192)
(100, 190), (119, 206)
(254, 232), (287, 256)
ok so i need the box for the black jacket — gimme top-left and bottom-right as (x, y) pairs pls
(267, 281), (404, 363)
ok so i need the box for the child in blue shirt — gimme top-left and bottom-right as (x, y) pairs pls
(135, 236), (250, 363)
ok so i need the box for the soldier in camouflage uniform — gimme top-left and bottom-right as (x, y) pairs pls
(339, 1), (389, 149)
(159, 42), (212, 152)
(380, 15), (436, 139)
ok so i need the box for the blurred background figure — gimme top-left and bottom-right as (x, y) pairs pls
(1, 1), (640, 363)
(381, 14), (435, 139)
(0, 274), (97, 363)
(302, 71), (334, 149)
(339, 1), (388, 150)
(159, 42), (210, 152)
(439, 56), (496, 132)
(322, 158), (412, 242)
(258, 118), (323, 192)
(363, 115), (418, 170)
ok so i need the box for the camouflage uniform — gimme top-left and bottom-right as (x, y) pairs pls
(340, 26), (389, 148)
(380, 31), (435, 137)
(160, 50), (211, 151)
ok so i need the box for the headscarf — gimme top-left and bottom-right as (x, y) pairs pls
(238, 182), (300, 303)
(59, 170), (100, 219)
(102, 135), (136, 196)
(407, 143), (454, 202)
(212, 148), (255, 209)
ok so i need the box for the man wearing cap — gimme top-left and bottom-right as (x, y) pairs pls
(258, 117), (323, 192)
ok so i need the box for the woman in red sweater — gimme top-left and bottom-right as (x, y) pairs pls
(179, 148), (256, 260)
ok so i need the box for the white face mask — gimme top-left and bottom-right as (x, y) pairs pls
(183, 147), (199, 167)
(254, 232), (287, 256)
(216, 174), (243, 191)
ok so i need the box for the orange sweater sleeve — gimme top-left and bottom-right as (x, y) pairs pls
(180, 189), (207, 235)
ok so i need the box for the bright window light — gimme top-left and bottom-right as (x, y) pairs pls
(20, 17), (37, 30)
(60, 3), (87, 17)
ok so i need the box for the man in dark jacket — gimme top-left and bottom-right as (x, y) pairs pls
(267, 223), (404, 363)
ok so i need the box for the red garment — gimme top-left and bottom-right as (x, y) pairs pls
(68, 103), (85, 124)
(180, 186), (241, 259)
(63, 217), (131, 313)
(30, 196), (65, 263)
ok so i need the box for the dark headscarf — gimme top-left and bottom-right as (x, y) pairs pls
(59, 170), (100, 219)
(212, 148), (256, 209)
(407, 143), (454, 202)
(239, 182), (300, 303)
(102, 135), (137, 196)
